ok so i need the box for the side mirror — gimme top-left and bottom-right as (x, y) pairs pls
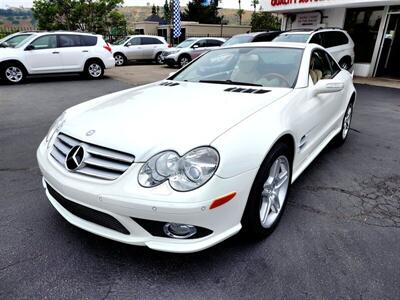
(25, 44), (35, 51)
(192, 44), (199, 49)
(0, 42), (8, 48)
(125, 43), (131, 47)
(313, 79), (344, 96)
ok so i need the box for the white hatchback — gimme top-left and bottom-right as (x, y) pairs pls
(0, 31), (115, 83)
(274, 28), (355, 70)
(37, 43), (356, 253)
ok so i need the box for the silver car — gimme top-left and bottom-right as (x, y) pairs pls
(161, 37), (226, 67)
(112, 35), (169, 66)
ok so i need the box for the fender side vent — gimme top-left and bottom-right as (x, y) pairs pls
(224, 87), (270, 94)
(159, 81), (180, 86)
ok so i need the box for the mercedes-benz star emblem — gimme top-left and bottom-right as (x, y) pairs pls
(65, 145), (85, 171)
(86, 130), (95, 136)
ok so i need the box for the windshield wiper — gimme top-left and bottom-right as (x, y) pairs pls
(199, 80), (262, 87)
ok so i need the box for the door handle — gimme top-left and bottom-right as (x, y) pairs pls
(82, 50), (89, 53)
(52, 51), (60, 54)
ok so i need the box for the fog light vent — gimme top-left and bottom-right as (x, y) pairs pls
(163, 223), (197, 239)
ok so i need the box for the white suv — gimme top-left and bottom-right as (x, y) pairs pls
(0, 31), (115, 84)
(274, 28), (355, 70)
(111, 35), (169, 66)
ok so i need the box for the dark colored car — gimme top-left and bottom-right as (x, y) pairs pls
(222, 31), (284, 47)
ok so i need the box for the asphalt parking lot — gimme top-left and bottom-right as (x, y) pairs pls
(0, 68), (399, 299)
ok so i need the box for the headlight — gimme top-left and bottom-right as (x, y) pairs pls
(166, 50), (179, 55)
(138, 147), (219, 192)
(45, 111), (66, 146)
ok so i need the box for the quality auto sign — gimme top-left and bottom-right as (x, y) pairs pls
(262, 0), (396, 12)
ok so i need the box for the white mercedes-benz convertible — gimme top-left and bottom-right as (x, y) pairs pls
(37, 42), (356, 253)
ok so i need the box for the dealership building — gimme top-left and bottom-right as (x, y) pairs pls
(262, 0), (400, 78)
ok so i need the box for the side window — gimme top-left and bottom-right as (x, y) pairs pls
(324, 52), (341, 76)
(142, 37), (163, 45)
(59, 34), (82, 47)
(309, 33), (322, 46)
(127, 37), (141, 46)
(322, 32), (349, 48)
(193, 40), (207, 48)
(206, 39), (223, 47)
(309, 50), (333, 84)
(30, 35), (57, 50)
(81, 35), (97, 46)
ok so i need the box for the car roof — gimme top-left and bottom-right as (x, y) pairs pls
(224, 41), (308, 49)
(283, 28), (346, 34)
(32, 31), (99, 37)
(128, 35), (164, 39)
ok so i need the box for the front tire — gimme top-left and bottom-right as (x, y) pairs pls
(84, 61), (104, 79)
(2, 63), (25, 84)
(114, 53), (126, 66)
(333, 102), (353, 146)
(241, 143), (292, 238)
(178, 55), (191, 68)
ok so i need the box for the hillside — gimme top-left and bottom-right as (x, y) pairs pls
(0, 6), (253, 31)
(119, 6), (253, 26)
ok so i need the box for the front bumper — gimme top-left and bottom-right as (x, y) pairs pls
(37, 139), (257, 253)
(161, 54), (179, 65)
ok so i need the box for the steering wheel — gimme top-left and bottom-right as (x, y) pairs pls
(262, 73), (291, 88)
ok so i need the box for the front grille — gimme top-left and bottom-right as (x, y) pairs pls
(47, 183), (130, 235)
(50, 132), (135, 180)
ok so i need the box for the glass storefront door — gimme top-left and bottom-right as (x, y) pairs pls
(376, 9), (400, 78)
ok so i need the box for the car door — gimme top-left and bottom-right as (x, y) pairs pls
(141, 37), (165, 59)
(23, 34), (62, 74)
(291, 49), (344, 161)
(190, 39), (208, 59)
(124, 37), (143, 60)
(57, 34), (89, 71)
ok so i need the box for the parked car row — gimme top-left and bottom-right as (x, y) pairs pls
(0, 27), (355, 84)
(110, 28), (354, 71)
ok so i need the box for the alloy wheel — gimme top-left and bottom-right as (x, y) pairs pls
(342, 105), (352, 139)
(88, 63), (102, 78)
(259, 156), (290, 228)
(5, 66), (23, 83)
(115, 55), (124, 66)
(180, 57), (189, 67)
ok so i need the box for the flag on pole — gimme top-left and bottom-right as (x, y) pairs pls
(172, 0), (181, 39)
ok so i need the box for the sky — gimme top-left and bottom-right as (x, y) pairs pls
(0, 0), (257, 10)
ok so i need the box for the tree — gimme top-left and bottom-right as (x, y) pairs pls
(250, 11), (280, 31)
(182, 0), (222, 24)
(252, 0), (259, 13)
(236, 0), (244, 25)
(32, 0), (126, 35)
(163, 0), (171, 23)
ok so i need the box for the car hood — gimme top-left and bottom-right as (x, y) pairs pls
(61, 81), (291, 162)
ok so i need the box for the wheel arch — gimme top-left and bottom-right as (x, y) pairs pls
(84, 57), (105, 69)
(0, 59), (28, 74)
(113, 52), (127, 59)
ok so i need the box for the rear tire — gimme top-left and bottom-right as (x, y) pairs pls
(2, 62), (26, 84)
(241, 143), (292, 238)
(155, 52), (163, 65)
(84, 60), (104, 79)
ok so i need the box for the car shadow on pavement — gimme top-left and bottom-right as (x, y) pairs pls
(0, 74), (114, 85)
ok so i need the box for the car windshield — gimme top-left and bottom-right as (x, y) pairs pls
(1, 34), (33, 48)
(176, 39), (197, 48)
(274, 33), (310, 43)
(223, 35), (253, 46)
(113, 36), (130, 45)
(172, 47), (303, 88)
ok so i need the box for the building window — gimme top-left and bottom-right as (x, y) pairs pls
(344, 7), (384, 63)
